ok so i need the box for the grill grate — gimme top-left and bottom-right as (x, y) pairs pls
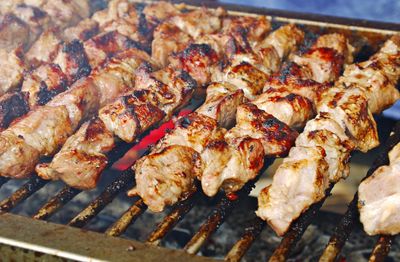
(0, 2), (399, 261)
(0, 113), (398, 262)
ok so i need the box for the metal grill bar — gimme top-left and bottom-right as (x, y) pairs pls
(33, 186), (81, 220)
(224, 217), (266, 262)
(0, 176), (48, 212)
(319, 195), (358, 262)
(147, 191), (199, 245)
(319, 122), (400, 261)
(369, 235), (395, 262)
(269, 184), (334, 261)
(105, 198), (147, 237)
(183, 159), (273, 255)
(68, 170), (133, 228)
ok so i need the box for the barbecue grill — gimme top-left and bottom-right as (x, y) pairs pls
(0, 1), (399, 261)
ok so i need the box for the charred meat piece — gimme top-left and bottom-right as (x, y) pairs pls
(21, 63), (68, 107)
(151, 22), (192, 67)
(169, 43), (219, 86)
(169, 7), (225, 39)
(36, 118), (115, 190)
(0, 48), (25, 95)
(317, 86), (379, 152)
(25, 29), (62, 67)
(0, 92), (29, 131)
(131, 113), (225, 212)
(196, 82), (245, 129)
(83, 31), (143, 69)
(63, 18), (99, 42)
(256, 146), (329, 236)
(53, 39), (91, 84)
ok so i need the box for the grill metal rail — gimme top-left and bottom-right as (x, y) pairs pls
(0, 1), (399, 261)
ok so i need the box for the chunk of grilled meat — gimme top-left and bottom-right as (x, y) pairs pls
(170, 7), (225, 39)
(25, 29), (62, 67)
(151, 7), (224, 67)
(0, 0), (92, 51)
(317, 86), (379, 152)
(221, 15), (271, 46)
(201, 104), (298, 197)
(151, 22), (193, 67)
(196, 82), (245, 129)
(62, 18), (99, 42)
(0, 48), (25, 96)
(36, 118), (115, 190)
(251, 89), (314, 130)
(53, 39), (91, 84)
(91, 0), (161, 45)
(21, 63), (68, 107)
(131, 113), (225, 212)
(142, 1), (180, 27)
(0, 92), (29, 131)
(168, 44), (219, 86)
(359, 143), (400, 235)
(0, 13), (30, 51)
(0, 48), (151, 179)
(257, 35), (399, 237)
(256, 146), (329, 236)
(83, 31), (143, 69)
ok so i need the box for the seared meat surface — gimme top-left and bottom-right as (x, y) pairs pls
(359, 143), (400, 235)
(0, 1), (177, 131)
(257, 35), (400, 236)
(131, 24), (306, 212)
(35, 44), (207, 189)
(0, 47), (151, 179)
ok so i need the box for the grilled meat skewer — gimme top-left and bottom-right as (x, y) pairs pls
(0, 47), (153, 179)
(0, 1), (180, 131)
(130, 24), (305, 212)
(33, 7), (232, 188)
(257, 35), (400, 236)
(199, 33), (352, 198)
(0, 0), (93, 52)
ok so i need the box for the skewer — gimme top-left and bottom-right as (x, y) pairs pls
(183, 159), (274, 255)
(68, 170), (133, 228)
(269, 184), (334, 262)
(224, 217), (266, 262)
(368, 235), (395, 262)
(146, 190), (200, 245)
(0, 176), (47, 212)
(105, 197), (147, 237)
(33, 186), (81, 220)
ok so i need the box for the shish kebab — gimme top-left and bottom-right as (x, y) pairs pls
(35, 8), (271, 189)
(0, 0), (170, 130)
(358, 141), (400, 235)
(257, 35), (400, 236)
(0, 0), (96, 98)
(0, 0), (93, 52)
(0, 1), (188, 179)
(130, 31), (353, 212)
